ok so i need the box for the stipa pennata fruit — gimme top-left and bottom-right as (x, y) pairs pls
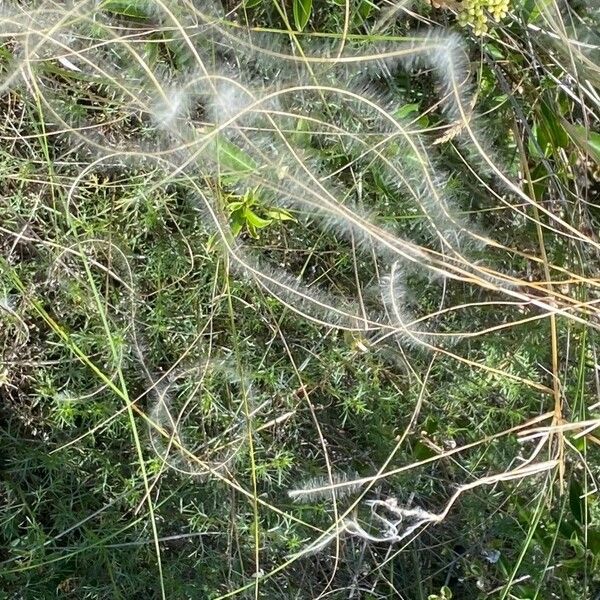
(457, 0), (511, 36)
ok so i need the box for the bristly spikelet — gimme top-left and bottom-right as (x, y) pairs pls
(207, 76), (259, 128)
(276, 76), (477, 260)
(147, 378), (193, 474)
(379, 264), (432, 350)
(151, 86), (189, 129)
(227, 242), (377, 331)
(15, 0), (503, 351)
(288, 471), (363, 502)
(145, 360), (253, 477)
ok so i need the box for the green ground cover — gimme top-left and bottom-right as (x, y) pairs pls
(1, 1), (599, 598)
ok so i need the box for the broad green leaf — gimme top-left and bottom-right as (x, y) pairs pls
(418, 115), (430, 128)
(100, 0), (149, 18)
(540, 99), (568, 149)
(293, 0), (313, 31)
(243, 208), (272, 229)
(358, 0), (375, 19)
(562, 120), (600, 163)
(215, 137), (257, 176)
(571, 435), (586, 452)
(535, 122), (552, 157)
(411, 439), (436, 460)
(292, 118), (312, 148)
(440, 586), (452, 600)
(569, 478), (587, 525)
(486, 43), (504, 60)
(529, 163), (549, 202)
(230, 213), (244, 237)
(265, 208), (295, 221)
(528, 123), (550, 159)
(227, 201), (245, 212)
(588, 529), (600, 555)
(395, 103), (420, 120)
(522, 0), (554, 24)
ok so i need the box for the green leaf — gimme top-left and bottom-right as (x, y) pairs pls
(440, 585), (453, 599)
(395, 103), (420, 120)
(243, 208), (272, 229)
(521, 0), (553, 23)
(486, 43), (505, 60)
(292, 118), (312, 148)
(587, 529), (600, 555)
(229, 213), (245, 237)
(412, 440), (436, 460)
(570, 434), (586, 452)
(428, 587), (452, 600)
(227, 201), (245, 213)
(100, 0), (149, 18)
(265, 208), (295, 222)
(562, 120), (600, 163)
(293, 0), (313, 31)
(539, 98), (568, 149)
(358, 0), (375, 19)
(528, 123), (550, 159)
(528, 163), (549, 201)
(569, 478), (587, 525)
(418, 115), (430, 128)
(215, 137), (257, 176)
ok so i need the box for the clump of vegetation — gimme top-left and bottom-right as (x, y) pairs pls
(1, 0), (599, 599)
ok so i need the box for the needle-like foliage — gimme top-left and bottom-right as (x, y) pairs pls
(1, 0), (599, 598)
